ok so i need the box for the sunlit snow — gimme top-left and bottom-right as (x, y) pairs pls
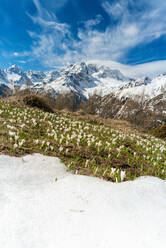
(0, 154), (166, 248)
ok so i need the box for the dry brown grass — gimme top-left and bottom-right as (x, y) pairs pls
(5, 95), (23, 105)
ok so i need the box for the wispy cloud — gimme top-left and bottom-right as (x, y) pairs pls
(13, 51), (30, 57)
(26, 0), (76, 68)
(100, 0), (166, 57)
(2, 50), (30, 59)
(25, 0), (166, 69)
(18, 60), (26, 64)
(83, 15), (103, 30)
(88, 59), (166, 78)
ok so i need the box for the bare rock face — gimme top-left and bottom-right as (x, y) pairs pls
(91, 92), (166, 129)
(0, 84), (12, 97)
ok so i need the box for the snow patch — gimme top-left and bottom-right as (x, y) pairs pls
(0, 154), (166, 248)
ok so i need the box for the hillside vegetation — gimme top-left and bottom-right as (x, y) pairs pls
(150, 125), (166, 139)
(0, 98), (166, 182)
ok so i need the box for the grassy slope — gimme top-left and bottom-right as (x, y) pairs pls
(0, 99), (166, 182)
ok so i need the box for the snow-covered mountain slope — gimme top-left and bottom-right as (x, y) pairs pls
(45, 62), (130, 99)
(27, 70), (46, 83)
(5, 64), (28, 86)
(43, 71), (60, 84)
(0, 62), (131, 99)
(85, 61), (166, 102)
(0, 62), (166, 104)
(114, 74), (166, 103)
(0, 69), (8, 84)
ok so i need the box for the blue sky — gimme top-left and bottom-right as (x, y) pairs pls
(1, 0), (166, 72)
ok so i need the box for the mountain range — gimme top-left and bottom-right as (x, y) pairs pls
(0, 62), (166, 102)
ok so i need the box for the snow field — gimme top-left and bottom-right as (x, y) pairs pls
(0, 154), (166, 248)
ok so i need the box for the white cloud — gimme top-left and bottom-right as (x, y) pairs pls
(13, 52), (19, 57)
(87, 59), (166, 78)
(33, 0), (43, 16)
(18, 60), (26, 64)
(13, 51), (30, 57)
(25, 0), (76, 68)
(122, 25), (138, 37)
(25, 0), (166, 71)
(83, 15), (103, 30)
(100, 0), (166, 57)
(2, 50), (29, 59)
(131, 60), (166, 78)
(40, 0), (68, 11)
(102, 1), (127, 19)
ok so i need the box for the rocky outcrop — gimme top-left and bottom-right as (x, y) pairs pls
(90, 92), (166, 129)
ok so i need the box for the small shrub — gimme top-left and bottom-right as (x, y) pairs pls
(23, 94), (54, 113)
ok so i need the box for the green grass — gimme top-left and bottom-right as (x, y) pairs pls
(0, 100), (166, 182)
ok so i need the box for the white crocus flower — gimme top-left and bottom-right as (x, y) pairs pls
(46, 141), (50, 147)
(59, 146), (63, 152)
(19, 140), (25, 147)
(14, 143), (18, 149)
(9, 131), (15, 137)
(35, 139), (39, 145)
(120, 171), (126, 181)
(14, 135), (19, 141)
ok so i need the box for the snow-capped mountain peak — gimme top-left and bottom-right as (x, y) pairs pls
(43, 61), (130, 99)
(0, 62), (166, 103)
(7, 64), (22, 75)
